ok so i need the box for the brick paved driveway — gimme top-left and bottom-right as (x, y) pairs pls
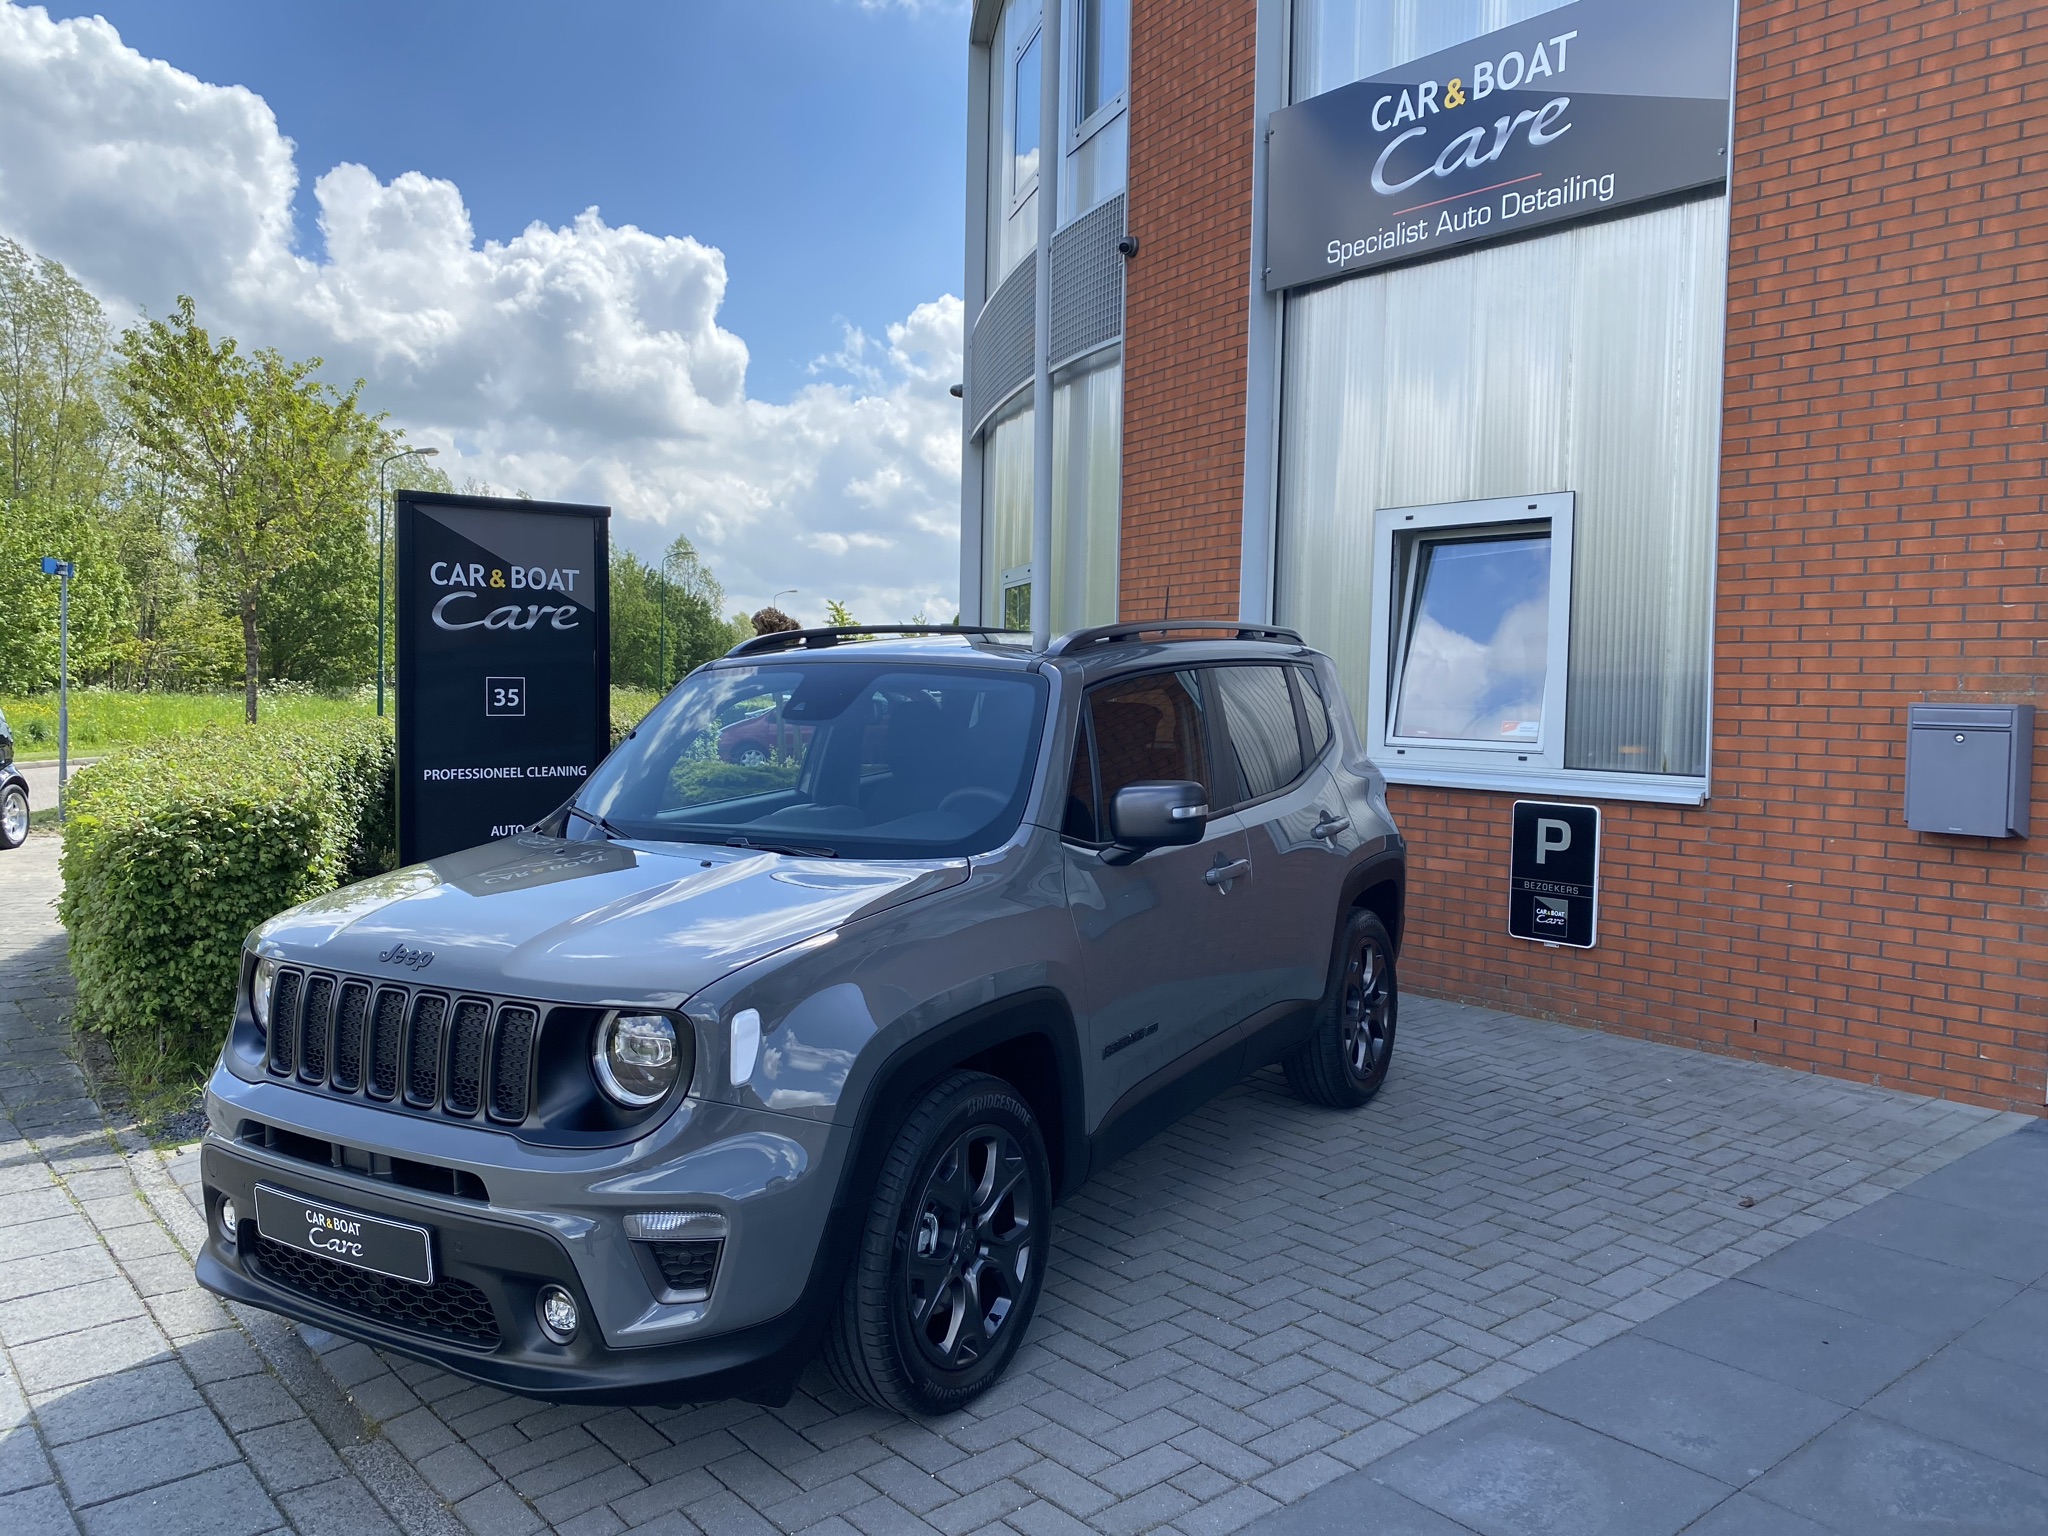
(1, 837), (2023, 1536)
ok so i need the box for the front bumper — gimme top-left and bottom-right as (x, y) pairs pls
(196, 1139), (833, 1405)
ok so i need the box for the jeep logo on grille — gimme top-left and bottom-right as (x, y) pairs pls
(377, 943), (436, 971)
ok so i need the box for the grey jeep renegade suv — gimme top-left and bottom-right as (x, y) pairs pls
(197, 621), (1406, 1415)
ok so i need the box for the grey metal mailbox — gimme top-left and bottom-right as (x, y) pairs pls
(1905, 705), (2034, 837)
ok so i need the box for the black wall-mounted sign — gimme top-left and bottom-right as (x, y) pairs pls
(1265, 0), (1734, 291)
(1509, 800), (1600, 948)
(396, 491), (610, 864)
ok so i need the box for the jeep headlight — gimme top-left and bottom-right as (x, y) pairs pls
(251, 957), (279, 1032)
(593, 1013), (687, 1107)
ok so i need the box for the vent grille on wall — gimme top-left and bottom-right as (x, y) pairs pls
(968, 193), (1126, 435)
(969, 257), (1036, 430)
(1049, 194), (1126, 373)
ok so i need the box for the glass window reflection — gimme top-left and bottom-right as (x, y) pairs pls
(1391, 532), (1551, 744)
(1013, 31), (1042, 199)
(1079, 0), (1130, 124)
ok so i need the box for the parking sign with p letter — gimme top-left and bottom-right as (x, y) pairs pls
(1509, 801), (1600, 948)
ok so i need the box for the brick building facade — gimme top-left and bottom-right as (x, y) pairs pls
(962, 0), (2044, 1113)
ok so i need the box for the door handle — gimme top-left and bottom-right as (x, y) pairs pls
(1204, 858), (1251, 887)
(1312, 814), (1351, 841)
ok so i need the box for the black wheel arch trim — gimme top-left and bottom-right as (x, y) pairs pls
(831, 987), (1087, 1208)
(1340, 847), (1407, 957)
(753, 987), (1087, 1399)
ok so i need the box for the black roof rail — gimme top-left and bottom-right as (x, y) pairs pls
(1044, 619), (1305, 658)
(726, 624), (1026, 658)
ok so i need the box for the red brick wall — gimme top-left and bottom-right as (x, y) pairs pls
(1398, 0), (2048, 1113)
(1120, 0), (2048, 1110)
(1118, 0), (1257, 622)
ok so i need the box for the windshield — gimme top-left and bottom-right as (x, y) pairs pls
(566, 659), (1048, 859)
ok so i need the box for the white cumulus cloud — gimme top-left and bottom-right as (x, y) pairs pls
(0, 2), (964, 624)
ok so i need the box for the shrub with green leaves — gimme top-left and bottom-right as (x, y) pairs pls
(59, 718), (396, 1092)
(610, 687), (662, 748)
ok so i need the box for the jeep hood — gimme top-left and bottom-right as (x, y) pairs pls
(252, 834), (967, 1005)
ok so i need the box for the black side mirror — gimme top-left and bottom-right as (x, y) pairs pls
(1103, 781), (1209, 865)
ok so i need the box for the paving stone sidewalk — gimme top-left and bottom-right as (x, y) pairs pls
(0, 836), (462, 1536)
(4, 836), (2032, 1536)
(1254, 1119), (2048, 1535)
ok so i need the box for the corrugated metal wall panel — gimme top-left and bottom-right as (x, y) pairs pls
(1275, 196), (1726, 777)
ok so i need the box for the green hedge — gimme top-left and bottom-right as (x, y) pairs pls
(610, 687), (662, 748)
(59, 719), (396, 1091)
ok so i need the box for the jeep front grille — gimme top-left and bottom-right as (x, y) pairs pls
(297, 974), (334, 1084)
(264, 967), (543, 1127)
(268, 969), (303, 1076)
(331, 981), (370, 1092)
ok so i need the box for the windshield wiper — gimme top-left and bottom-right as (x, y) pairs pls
(725, 835), (838, 859)
(564, 804), (629, 840)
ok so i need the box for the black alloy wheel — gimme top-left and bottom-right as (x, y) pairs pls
(902, 1122), (1034, 1373)
(0, 783), (27, 849)
(826, 1071), (1050, 1415)
(1284, 908), (1398, 1108)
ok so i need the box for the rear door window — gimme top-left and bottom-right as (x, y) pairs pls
(1210, 665), (1306, 804)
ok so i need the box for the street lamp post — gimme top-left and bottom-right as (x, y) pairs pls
(377, 446), (439, 717)
(39, 558), (74, 821)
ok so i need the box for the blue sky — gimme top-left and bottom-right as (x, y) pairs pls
(39, 0), (968, 401)
(2, 0), (974, 622)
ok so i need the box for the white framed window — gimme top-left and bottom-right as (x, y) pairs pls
(1010, 22), (1044, 211)
(1070, 0), (1129, 148)
(1000, 564), (1033, 630)
(1368, 494), (1574, 773)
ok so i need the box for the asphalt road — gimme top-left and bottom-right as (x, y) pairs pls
(10, 758), (97, 813)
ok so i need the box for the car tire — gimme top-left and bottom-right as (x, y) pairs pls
(0, 783), (27, 849)
(739, 748), (768, 766)
(1283, 909), (1397, 1109)
(825, 1070), (1050, 1416)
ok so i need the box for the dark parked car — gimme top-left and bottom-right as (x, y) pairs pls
(0, 708), (28, 849)
(196, 622), (1406, 1415)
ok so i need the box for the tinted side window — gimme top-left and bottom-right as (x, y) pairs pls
(1212, 665), (1305, 803)
(1296, 666), (1332, 758)
(1089, 671), (1213, 808)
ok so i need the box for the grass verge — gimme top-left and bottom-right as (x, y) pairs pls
(7, 685), (670, 760)
(4, 688), (373, 759)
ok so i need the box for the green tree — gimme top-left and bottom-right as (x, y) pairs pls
(118, 297), (379, 721)
(661, 533), (746, 679)
(825, 599), (856, 627)
(259, 496), (375, 687)
(0, 239), (130, 690)
(607, 533), (747, 691)
(608, 548), (665, 690)
(0, 237), (119, 514)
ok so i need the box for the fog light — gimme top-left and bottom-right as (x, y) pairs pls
(537, 1284), (579, 1344)
(217, 1197), (239, 1247)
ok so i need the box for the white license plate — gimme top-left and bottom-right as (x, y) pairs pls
(254, 1184), (434, 1285)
